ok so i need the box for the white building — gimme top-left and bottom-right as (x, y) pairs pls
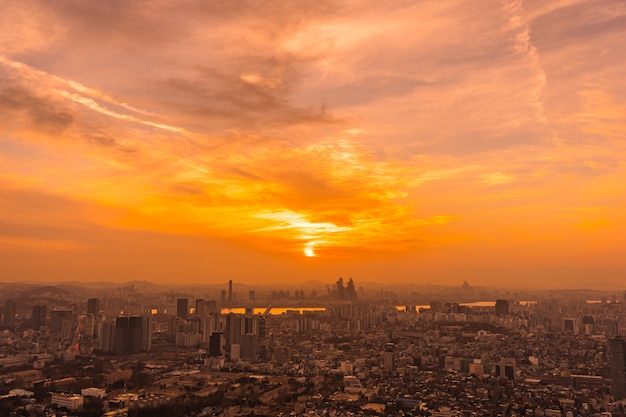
(81, 387), (107, 398)
(51, 393), (83, 411)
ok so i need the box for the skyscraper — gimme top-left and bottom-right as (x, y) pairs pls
(87, 298), (100, 315)
(50, 308), (74, 335)
(383, 343), (395, 372)
(495, 299), (510, 316)
(114, 317), (130, 354)
(2, 300), (16, 327)
(32, 304), (47, 329)
(177, 298), (189, 319)
(228, 280), (233, 302)
(609, 336), (626, 400)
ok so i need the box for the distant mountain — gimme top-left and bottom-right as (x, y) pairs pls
(26, 285), (69, 296)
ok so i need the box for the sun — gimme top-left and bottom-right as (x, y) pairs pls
(304, 244), (316, 257)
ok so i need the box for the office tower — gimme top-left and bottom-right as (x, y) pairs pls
(609, 336), (626, 400)
(99, 321), (116, 353)
(142, 314), (152, 352)
(228, 280), (233, 302)
(84, 314), (96, 337)
(346, 278), (357, 302)
(209, 332), (224, 356)
(241, 333), (258, 360)
(50, 309), (74, 334)
(176, 298), (189, 319)
(3, 300), (16, 327)
(495, 299), (510, 316)
(225, 313), (243, 347)
(383, 343), (395, 372)
(207, 300), (218, 314)
(32, 304), (47, 329)
(87, 298), (100, 315)
(336, 277), (345, 300)
(128, 316), (143, 353)
(114, 317), (130, 353)
(195, 299), (206, 317)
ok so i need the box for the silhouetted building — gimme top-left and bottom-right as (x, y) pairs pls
(241, 333), (258, 360)
(114, 317), (130, 353)
(99, 321), (116, 353)
(226, 313), (243, 347)
(228, 280), (233, 302)
(609, 336), (626, 400)
(177, 298), (189, 319)
(495, 299), (510, 316)
(87, 298), (100, 315)
(112, 315), (151, 353)
(336, 277), (345, 300)
(128, 316), (143, 353)
(346, 278), (357, 302)
(195, 299), (207, 317)
(209, 332), (224, 356)
(2, 300), (16, 327)
(49, 308), (73, 335)
(32, 304), (47, 328)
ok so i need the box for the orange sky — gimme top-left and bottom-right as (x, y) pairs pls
(1, 0), (625, 288)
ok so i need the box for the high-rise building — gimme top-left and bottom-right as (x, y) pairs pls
(241, 333), (258, 360)
(50, 309), (74, 334)
(112, 315), (151, 353)
(209, 332), (224, 356)
(383, 343), (395, 372)
(177, 299), (189, 319)
(346, 278), (357, 302)
(142, 314), (152, 352)
(2, 300), (16, 327)
(336, 277), (345, 300)
(87, 298), (100, 315)
(195, 299), (207, 317)
(128, 316), (143, 353)
(225, 313), (243, 347)
(609, 336), (626, 400)
(99, 321), (116, 353)
(495, 299), (510, 316)
(32, 304), (47, 329)
(228, 280), (233, 302)
(84, 314), (96, 337)
(114, 317), (130, 354)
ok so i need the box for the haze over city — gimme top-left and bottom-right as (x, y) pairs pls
(1, 0), (625, 287)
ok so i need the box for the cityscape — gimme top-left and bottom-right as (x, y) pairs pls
(2, 0), (626, 416)
(0, 279), (625, 416)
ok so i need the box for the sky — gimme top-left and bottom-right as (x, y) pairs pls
(1, 0), (625, 288)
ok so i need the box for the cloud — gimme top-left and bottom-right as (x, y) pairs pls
(1, 0), (626, 284)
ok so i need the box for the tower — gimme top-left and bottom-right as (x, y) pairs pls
(228, 280), (233, 302)
(2, 300), (16, 327)
(32, 305), (47, 329)
(383, 343), (395, 372)
(176, 298), (189, 319)
(495, 299), (510, 316)
(87, 298), (100, 315)
(609, 336), (626, 400)
(114, 317), (129, 354)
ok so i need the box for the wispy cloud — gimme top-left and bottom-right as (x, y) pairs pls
(1, 0), (625, 284)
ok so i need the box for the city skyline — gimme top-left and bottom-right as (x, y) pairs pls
(1, 1), (626, 287)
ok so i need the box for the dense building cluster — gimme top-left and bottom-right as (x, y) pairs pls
(0, 281), (625, 416)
